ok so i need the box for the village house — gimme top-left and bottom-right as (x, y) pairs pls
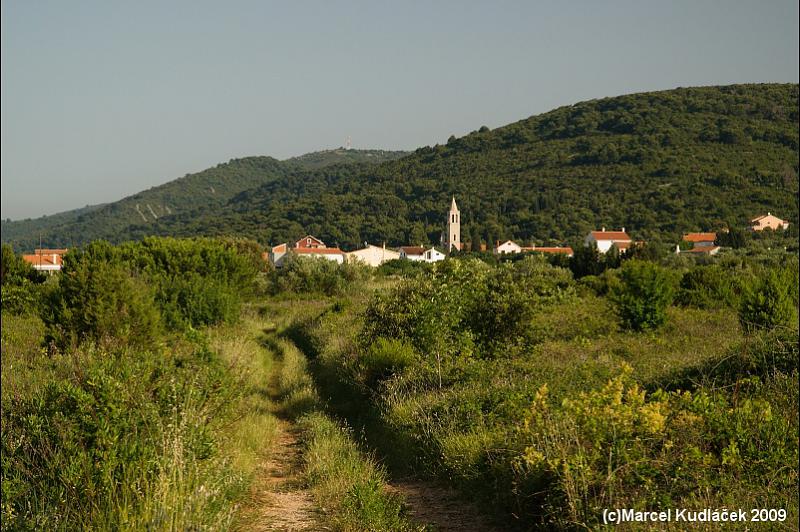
(399, 246), (426, 261)
(677, 232), (721, 256)
(682, 232), (717, 247)
(345, 244), (400, 267)
(494, 240), (522, 254)
(493, 240), (574, 257)
(584, 228), (632, 254)
(22, 248), (67, 274)
(269, 235), (345, 267)
(749, 213), (790, 232)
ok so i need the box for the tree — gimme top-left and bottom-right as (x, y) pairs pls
(570, 244), (604, 279)
(408, 222), (428, 246)
(470, 225), (483, 251)
(716, 228), (747, 249)
(612, 260), (678, 331)
(739, 268), (796, 332)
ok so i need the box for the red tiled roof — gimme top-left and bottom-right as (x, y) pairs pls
(590, 231), (631, 241)
(34, 248), (68, 255)
(22, 254), (63, 267)
(683, 232), (717, 243)
(400, 246), (426, 255)
(293, 247), (344, 255)
(528, 247), (574, 254)
(294, 235), (326, 248)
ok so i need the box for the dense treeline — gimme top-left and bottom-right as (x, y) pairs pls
(119, 84), (799, 248)
(1, 150), (407, 251)
(1, 238), (263, 529)
(297, 243), (798, 529)
(3, 84), (797, 252)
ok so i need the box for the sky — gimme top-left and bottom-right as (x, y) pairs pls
(1, 1), (798, 220)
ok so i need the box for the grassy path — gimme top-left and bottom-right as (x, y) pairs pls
(233, 307), (499, 531)
(232, 320), (323, 531)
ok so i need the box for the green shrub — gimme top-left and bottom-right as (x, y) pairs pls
(612, 260), (678, 331)
(44, 257), (162, 349)
(739, 267), (797, 332)
(269, 255), (371, 296)
(677, 264), (740, 309)
(358, 338), (418, 389)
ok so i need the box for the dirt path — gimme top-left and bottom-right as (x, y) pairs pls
(237, 420), (323, 531)
(387, 478), (501, 532)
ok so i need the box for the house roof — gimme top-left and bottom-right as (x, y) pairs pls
(293, 247), (344, 255)
(589, 230), (631, 241)
(750, 213), (786, 223)
(271, 243), (287, 253)
(496, 240), (519, 247)
(294, 235), (326, 248)
(400, 246), (426, 255)
(683, 246), (721, 254)
(683, 232), (717, 243)
(526, 246), (574, 254)
(34, 248), (68, 255)
(22, 254), (63, 267)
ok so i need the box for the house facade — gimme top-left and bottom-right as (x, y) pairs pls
(399, 246), (427, 261)
(584, 228), (632, 254)
(750, 213), (790, 232)
(346, 244), (400, 267)
(495, 240), (522, 254)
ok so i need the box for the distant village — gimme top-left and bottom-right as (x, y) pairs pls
(22, 200), (792, 273)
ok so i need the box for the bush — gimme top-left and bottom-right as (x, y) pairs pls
(358, 338), (418, 389)
(269, 255), (371, 296)
(676, 265), (740, 309)
(44, 257), (162, 349)
(612, 260), (678, 331)
(739, 267), (797, 332)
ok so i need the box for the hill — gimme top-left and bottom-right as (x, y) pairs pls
(147, 84), (800, 248)
(1, 149), (407, 251)
(285, 148), (410, 171)
(3, 84), (798, 250)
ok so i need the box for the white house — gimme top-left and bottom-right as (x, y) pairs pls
(494, 240), (522, 254)
(293, 247), (345, 264)
(422, 247), (446, 263)
(399, 246), (427, 261)
(584, 228), (632, 254)
(346, 244), (400, 267)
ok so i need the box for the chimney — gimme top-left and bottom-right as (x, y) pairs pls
(621, 227), (625, 233)
(601, 227), (606, 232)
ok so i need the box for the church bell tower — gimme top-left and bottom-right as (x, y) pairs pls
(443, 197), (461, 252)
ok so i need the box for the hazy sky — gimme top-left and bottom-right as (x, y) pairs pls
(2, 1), (798, 220)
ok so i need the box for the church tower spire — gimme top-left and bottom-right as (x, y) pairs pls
(443, 196), (461, 252)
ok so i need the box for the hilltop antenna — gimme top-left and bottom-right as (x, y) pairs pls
(345, 135), (352, 150)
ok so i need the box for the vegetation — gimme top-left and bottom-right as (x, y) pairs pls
(285, 148), (410, 171)
(3, 84), (797, 253)
(291, 245), (798, 529)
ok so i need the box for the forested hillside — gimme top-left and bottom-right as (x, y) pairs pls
(285, 148), (410, 171)
(4, 84), (798, 250)
(1, 157), (290, 250)
(2, 150), (410, 251)
(141, 84), (800, 248)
